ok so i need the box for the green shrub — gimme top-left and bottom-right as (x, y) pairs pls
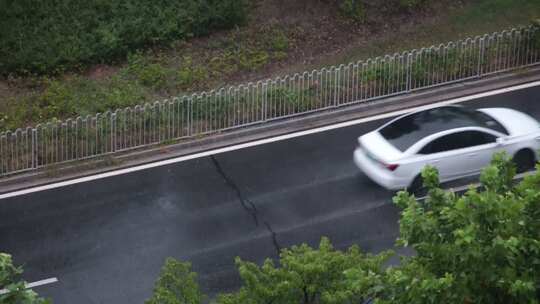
(0, 0), (249, 75)
(94, 76), (147, 113)
(125, 53), (171, 89)
(267, 88), (314, 113)
(39, 77), (147, 118)
(272, 51), (288, 60)
(208, 52), (239, 75)
(0, 75), (150, 132)
(339, 0), (366, 22)
(238, 50), (270, 71)
(0, 96), (42, 132)
(398, 0), (428, 9)
(39, 79), (78, 119)
(176, 57), (209, 88)
(191, 95), (232, 122)
(269, 30), (290, 52)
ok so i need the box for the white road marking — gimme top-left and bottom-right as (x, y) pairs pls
(1, 81), (539, 200)
(0, 277), (58, 295)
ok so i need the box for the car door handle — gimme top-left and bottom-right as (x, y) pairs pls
(431, 160), (440, 164)
(467, 153), (478, 157)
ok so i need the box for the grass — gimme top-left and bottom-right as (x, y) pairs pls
(0, 0), (539, 133)
(319, 0), (540, 68)
(0, 24), (293, 131)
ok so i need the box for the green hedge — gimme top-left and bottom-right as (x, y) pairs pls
(0, 0), (249, 75)
(337, 0), (430, 23)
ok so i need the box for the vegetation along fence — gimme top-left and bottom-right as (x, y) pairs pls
(1, 26), (540, 176)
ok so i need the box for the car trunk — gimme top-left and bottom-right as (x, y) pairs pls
(358, 131), (403, 165)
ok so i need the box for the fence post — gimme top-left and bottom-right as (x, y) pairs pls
(477, 37), (484, 77)
(157, 102), (163, 144)
(333, 67), (339, 107)
(111, 112), (116, 153)
(188, 97), (193, 137)
(31, 128), (37, 170)
(262, 82), (268, 122)
(406, 52), (413, 92)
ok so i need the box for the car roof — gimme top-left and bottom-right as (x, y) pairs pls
(378, 105), (507, 151)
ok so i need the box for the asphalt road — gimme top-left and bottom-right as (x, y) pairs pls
(1, 84), (539, 303)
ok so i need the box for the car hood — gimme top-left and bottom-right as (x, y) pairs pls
(359, 131), (403, 163)
(479, 108), (540, 136)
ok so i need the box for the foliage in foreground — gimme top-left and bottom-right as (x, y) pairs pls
(149, 152), (540, 303)
(217, 238), (391, 304)
(146, 258), (204, 304)
(383, 152), (540, 303)
(0, 253), (49, 304)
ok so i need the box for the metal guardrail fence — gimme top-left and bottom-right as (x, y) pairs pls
(1, 26), (540, 176)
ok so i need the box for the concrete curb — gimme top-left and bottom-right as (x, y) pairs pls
(2, 66), (540, 194)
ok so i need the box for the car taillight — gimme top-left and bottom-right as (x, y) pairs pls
(385, 163), (399, 171)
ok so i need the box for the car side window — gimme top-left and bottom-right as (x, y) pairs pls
(469, 130), (497, 145)
(419, 131), (497, 154)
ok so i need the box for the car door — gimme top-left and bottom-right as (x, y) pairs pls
(462, 130), (501, 175)
(416, 130), (499, 181)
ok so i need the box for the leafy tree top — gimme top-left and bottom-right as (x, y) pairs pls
(0, 253), (49, 304)
(384, 152), (540, 304)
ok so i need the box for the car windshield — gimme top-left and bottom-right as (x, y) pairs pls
(379, 106), (508, 151)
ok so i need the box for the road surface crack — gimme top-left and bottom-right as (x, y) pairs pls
(210, 155), (282, 254)
(211, 155), (259, 226)
(264, 221), (281, 255)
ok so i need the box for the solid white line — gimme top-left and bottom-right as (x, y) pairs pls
(1, 81), (540, 200)
(0, 277), (58, 295)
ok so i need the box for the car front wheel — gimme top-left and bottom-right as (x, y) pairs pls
(513, 149), (536, 173)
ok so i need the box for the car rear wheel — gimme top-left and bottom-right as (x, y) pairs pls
(408, 175), (427, 198)
(513, 149), (536, 173)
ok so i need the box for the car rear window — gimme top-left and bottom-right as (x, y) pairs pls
(379, 106), (508, 151)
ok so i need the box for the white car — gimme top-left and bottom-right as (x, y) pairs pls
(353, 105), (540, 192)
